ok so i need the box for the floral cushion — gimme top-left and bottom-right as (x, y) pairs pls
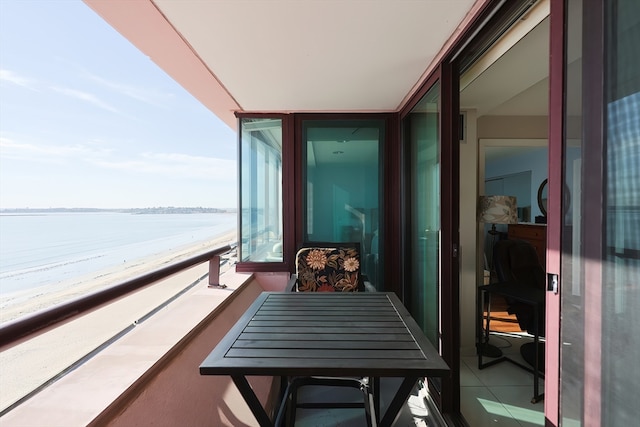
(295, 245), (362, 292)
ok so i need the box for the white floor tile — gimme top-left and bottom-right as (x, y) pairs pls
(460, 358), (483, 387)
(461, 386), (522, 427)
(489, 386), (545, 427)
(461, 333), (546, 427)
(464, 357), (537, 387)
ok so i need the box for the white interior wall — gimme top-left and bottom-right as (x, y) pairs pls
(459, 109), (479, 356)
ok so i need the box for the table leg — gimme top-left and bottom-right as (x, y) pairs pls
(372, 377), (380, 422)
(379, 377), (417, 427)
(485, 292), (492, 343)
(231, 375), (274, 427)
(477, 286), (483, 369)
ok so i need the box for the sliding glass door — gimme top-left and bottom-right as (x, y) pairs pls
(301, 119), (384, 289)
(557, 0), (640, 424)
(404, 83), (441, 346)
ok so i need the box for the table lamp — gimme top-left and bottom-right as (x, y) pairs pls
(476, 195), (517, 357)
(477, 195), (518, 267)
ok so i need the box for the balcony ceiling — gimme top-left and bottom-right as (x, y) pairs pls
(84, 0), (483, 130)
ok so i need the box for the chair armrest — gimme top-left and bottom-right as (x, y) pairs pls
(363, 280), (377, 292)
(287, 274), (298, 292)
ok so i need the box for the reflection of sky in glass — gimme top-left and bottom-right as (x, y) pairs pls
(603, 8), (640, 421)
(607, 91), (640, 250)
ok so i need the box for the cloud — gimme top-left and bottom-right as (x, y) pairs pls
(1, 70), (131, 116)
(0, 137), (233, 181)
(0, 136), (236, 208)
(84, 72), (173, 108)
(92, 151), (236, 180)
(50, 86), (121, 114)
(0, 136), (112, 163)
(0, 69), (37, 90)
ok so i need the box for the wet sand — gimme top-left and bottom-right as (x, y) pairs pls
(0, 231), (237, 324)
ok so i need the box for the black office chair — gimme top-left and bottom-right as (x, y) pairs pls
(492, 239), (545, 370)
(279, 243), (376, 426)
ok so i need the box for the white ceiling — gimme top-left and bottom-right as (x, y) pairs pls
(84, 0), (552, 166)
(153, 0), (478, 112)
(460, 15), (550, 117)
(84, 0), (481, 129)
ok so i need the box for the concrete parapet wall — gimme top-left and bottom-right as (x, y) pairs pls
(3, 271), (282, 427)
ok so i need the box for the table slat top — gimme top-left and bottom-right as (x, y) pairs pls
(200, 292), (450, 377)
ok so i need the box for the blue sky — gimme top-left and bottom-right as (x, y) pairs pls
(0, 1), (237, 209)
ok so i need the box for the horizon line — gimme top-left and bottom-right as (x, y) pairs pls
(0, 206), (237, 211)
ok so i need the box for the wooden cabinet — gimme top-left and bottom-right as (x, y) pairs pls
(508, 223), (547, 270)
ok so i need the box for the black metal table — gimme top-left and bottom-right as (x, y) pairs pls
(200, 291), (450, 426)
(478, 282), (545, 403)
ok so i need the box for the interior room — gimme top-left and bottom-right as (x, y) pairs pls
(458, 4), (550, 425)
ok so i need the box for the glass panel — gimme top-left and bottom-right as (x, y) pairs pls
(405, 83), (440, 345)
(602, 0), (640, 424)
(560, 0), (584, 425)
(239, 118), (283, 262)
(302, 120), (383, 289)
(562, 0), (640, 424)
(561, 0), (584, 423)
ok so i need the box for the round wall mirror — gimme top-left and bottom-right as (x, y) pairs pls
(537, 179), (572, 218)
(537, 179), (548, 216)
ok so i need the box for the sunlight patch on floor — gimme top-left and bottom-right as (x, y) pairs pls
(476, 396), (546, 426)
(477, 397), (513, 419)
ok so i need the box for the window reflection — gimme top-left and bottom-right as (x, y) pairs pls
(239, 118), (283, 262)
(602, 0), (640, 422)
(301, 120), (383, 289)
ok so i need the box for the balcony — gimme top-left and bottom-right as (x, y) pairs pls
(0, 245), (444, 426)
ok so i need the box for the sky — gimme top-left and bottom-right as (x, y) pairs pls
(0, 1), (238, 209)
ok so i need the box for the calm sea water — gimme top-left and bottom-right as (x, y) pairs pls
(0, 212), (237, 295)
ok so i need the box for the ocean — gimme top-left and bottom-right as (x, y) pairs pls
(0, 212), (237, 295)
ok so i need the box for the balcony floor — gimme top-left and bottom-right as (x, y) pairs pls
(290, 378), (436, 426)
(460, 333), (545, 427)
(292, 335), (546, 426)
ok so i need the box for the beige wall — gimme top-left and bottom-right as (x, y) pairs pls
(1, 271), (290, 427)
(98, 279), (276, 427)
(478, 115), (548, 139)
(459, 110), (480, 357)
(100, 273), (289, 427)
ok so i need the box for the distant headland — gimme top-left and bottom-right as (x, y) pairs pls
(0, 207), (237, 214)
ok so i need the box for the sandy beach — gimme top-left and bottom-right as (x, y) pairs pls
(0, 231), (237, 324)
(0, 230), (242, 414)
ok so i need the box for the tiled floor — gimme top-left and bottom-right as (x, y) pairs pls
(288, 333), (545, 426)
(460, 333), (545, 427)
(290, 377), (436, 426)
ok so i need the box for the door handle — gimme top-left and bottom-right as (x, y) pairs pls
(547, 273), (559, 294)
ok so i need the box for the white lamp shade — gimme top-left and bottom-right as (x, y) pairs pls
(477, 195), (518, 224)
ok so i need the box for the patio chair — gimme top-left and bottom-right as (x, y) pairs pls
(492, 238), (546, 370)
(288, 242), (375, 292)
(280, 242), (376, 426)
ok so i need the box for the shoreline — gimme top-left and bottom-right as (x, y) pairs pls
(0, 230), (237, 324)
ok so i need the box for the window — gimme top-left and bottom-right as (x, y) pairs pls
(239, 118), (283, 262)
